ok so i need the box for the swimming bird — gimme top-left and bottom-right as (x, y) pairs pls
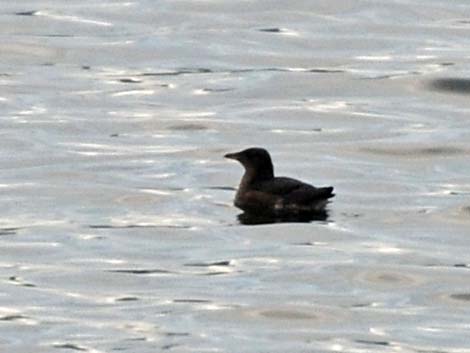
(225, 147), (334, 217)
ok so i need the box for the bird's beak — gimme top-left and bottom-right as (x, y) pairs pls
(224, 152), (242, 160)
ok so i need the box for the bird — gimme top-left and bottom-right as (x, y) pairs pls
(224, 147), (334, 218)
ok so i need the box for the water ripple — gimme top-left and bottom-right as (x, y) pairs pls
(37, 11), (113, 27)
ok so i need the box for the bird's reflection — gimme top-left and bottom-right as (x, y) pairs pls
(237, 210), (330, 225)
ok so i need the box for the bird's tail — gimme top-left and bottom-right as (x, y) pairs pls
(317, 186), (335, 199)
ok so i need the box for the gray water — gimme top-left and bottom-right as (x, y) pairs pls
(2, 1), (470, 352)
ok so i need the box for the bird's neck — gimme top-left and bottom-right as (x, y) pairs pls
(239, 166), (274, 189)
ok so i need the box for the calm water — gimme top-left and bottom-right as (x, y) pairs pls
(2, 1), (470, 352)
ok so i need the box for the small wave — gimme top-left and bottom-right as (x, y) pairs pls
(362, 146), (465, 157)
(37, 11), (112, 27)
(184, 260), (231, 267)
(108, 269), (174, 275)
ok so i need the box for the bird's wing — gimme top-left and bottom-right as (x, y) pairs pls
(283, 185), (334, 205)
(254, 177), (334, 204)
(253, 177), (308, 195)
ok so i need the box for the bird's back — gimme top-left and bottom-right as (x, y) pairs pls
(240, 177), (334, 214)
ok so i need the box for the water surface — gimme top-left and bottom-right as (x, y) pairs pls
(2, 1), (470, 352)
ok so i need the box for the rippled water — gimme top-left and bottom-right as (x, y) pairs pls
(2, 1), (470, 352)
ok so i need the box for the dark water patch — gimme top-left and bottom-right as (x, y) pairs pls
(450, 293), (470, 302)
(53, 343), (87, 351)
(231, 67), (344, 74)
(292, 242), (315, 246)
(141, 68), (212, 76)
(429, 78), (470, 94)
(341, 212), (362, 218)
(230, 68), (288, 74)
(108, 269), (174, 275)
(21, 283), (36, 288)
(15, 10), (38, 16)
(424, 263), (470, 270)
(359, 270), (422, 288)
(125, 337), (147, 342)
(260, 309), (317, 320)
(89, 224), (191, 229)
(184, 260), (231, 267)
(237, 210), (329, 225)
(0, 314), (29, 321)
(376, 274), (403, 283)
(201, 271), (231, 276)
(44, 34), (74, 38)
(162, 344), (180, 350)
(141, 67), (343, 77)
(361, 71), (420, 80)
(308, 68), (344, 73)
(169, 123), (209, 131)
(119, 78), (142, 84)
(454, 263), (470, 268)
(9, 276), (36, 287)
(176, 68), (212, 74)
(115, 296), (139, 302)
(204, 186), (236, 191)
(460, 206), (470, 216)
(164, 332), (190, 337)
(448, 191), (470, 196)
(407, 147), (462, 156)
(201, 88), (234, 93)
(362, 146), (464, 157)
(0, 227), (19, 236)
(173, 299), (211, 303)
(164, 187), (186, 191)
(258, 27), (283, 33)
(351, 303), (373, 308)
(356, 339), (390, 346)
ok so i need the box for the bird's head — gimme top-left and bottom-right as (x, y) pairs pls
(225, 147), (274, 180)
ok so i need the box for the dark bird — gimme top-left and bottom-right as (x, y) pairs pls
(225, 147), (334, 219)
